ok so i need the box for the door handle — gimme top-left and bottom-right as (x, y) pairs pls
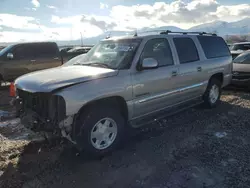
(197, 67), (202, 72)
(172, 70), (178, 77)
(54, 57), (59, 60)
(31, 60), (36, 62)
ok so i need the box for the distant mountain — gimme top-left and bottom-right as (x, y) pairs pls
(76, 18), (250, 45)
(189, 18), (250, 35)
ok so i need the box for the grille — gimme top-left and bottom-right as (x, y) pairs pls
(17, 89), (50, 118)
(232, 72), (250, 80)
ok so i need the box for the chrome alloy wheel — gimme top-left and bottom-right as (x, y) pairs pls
(90, 118), (118, 150)
(209, 84), (219, 104)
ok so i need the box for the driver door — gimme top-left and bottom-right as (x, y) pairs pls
(2, 44), (32, 81)
(132, 38), (180, 118)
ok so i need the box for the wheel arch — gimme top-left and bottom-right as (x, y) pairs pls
(72, 96), (129, 141)
(77, 96), (129, 121)
(209, 72), (223, 85)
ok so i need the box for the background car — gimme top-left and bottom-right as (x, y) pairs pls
(230, 42), (250, 59)
(0, 42), (62, 83)
(67, 46), (92, 59)
(231, 50), (250, 88)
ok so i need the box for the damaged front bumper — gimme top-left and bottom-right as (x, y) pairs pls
(15, 89), (76, 144)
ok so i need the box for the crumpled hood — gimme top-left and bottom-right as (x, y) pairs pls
(15, 65), (118, 93)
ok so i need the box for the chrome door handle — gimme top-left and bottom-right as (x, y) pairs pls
(197, 67), (202, 72)
(172, 70), (178, 77)
(31, 60), (36, 62)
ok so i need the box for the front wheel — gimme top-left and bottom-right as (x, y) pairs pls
(75, 105), (125, 156)
(203, 78), (222, 108)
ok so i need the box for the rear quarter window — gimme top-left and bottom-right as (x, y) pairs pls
(35, 43), (59, 58)
(197, 36), (230, 59)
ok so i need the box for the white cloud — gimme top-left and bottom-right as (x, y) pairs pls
(0, 14), (40, 30)
(109, 0), (250, 29)
(31, 0), (40, 8)
(2, 1), (250, 43)
(51, 14), (116, 32)
(46, 5), (58, 11)
(100, 2), (109, 9)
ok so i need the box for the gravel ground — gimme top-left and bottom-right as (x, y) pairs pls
(1, 89), (250, 188)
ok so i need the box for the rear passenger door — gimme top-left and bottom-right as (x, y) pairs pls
(173, 37), (205, 100)
(30, 43), (61, 72)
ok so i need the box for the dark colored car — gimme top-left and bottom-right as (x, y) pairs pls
(60, 47), (73, 54)
(232, 50), (250, 88)
(0, 42), (62, 82)
(67, 46), (92, 59)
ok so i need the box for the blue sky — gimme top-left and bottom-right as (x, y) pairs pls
(0, 0), (250, 42)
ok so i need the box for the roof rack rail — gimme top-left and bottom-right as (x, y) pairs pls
(135, 30), (168, 35)
(159, 30), (217, 36)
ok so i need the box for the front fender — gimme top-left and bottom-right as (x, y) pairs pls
(55, 71), (133, 117)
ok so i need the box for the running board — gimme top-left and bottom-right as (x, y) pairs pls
(130, 97), (203, 128)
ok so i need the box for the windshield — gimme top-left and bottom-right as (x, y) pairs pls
(64, 38), (141, 69)
(0, 44), (14, 56)
(233, 52), (250, 64)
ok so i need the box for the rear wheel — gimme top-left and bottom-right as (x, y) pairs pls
(203, 78), (222, 108)
(75, 105), (125, 156)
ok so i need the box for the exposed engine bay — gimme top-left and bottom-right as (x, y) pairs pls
(15, 88), (75, 142)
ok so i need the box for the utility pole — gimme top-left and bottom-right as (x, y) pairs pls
(80, 32), (83, 46)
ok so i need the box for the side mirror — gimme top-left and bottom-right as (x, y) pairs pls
(141, 58), (158, 69)
(7, 53), (14, 60)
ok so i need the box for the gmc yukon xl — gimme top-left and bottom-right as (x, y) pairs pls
(14, 31), (232, 156)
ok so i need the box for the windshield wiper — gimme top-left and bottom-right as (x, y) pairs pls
(85, 63), (112, 69)
(72, 63), (82, 65)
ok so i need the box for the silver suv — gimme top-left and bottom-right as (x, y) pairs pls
(15, 31), (232, 156)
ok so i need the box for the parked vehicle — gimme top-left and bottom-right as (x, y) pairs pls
(231, 50), (250, 88)
(14, 31), (232, 156)
(230, 42), (250, 59)
(0, 42), (62, 82)
(67, 46), (92, 59)
(60, 47), (73, 55)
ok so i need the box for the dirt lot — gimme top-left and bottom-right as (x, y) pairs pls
(1, 89), (250, 188)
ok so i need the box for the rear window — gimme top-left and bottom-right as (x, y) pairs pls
(198, 36), (230, 59)
(173, 37), (199, 64)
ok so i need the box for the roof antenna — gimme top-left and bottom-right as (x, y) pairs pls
(133, 29), (138, 37)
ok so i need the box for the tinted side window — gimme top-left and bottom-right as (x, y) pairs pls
(35, 43), (58, 58)
(13, 45), (34, 60)
(141, 38), (174, 67)
(198, 36), (230, 59)
(174, 38), (199, 64)
(240, 44), (250, 51)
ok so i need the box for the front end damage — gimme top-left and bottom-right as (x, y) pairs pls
(15, 88), (76, 143)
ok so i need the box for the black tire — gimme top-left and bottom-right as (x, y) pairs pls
(0, 74), (3, 87)
(203, 78), (222, 108)
(75, 105), (126, 156)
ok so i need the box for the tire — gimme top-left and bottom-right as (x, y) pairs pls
(203, 78), (222, 108)
(75, 105), (125, 156)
